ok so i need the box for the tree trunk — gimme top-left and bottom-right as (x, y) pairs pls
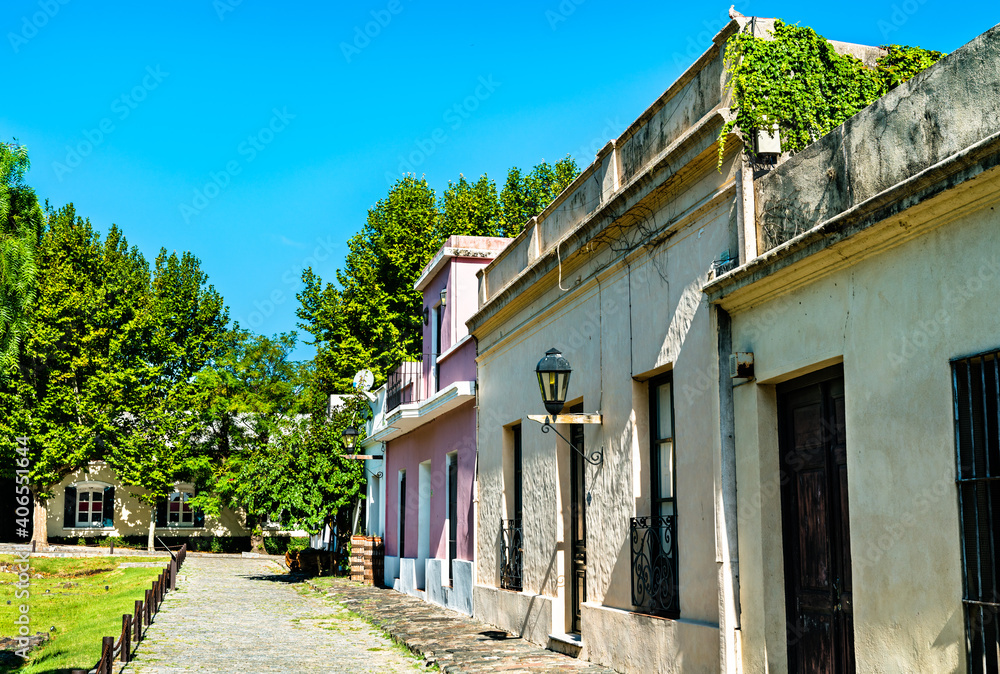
(249, 515), (263, 554)
(31, 492), (47, 548)
(147, 509), (156, 552)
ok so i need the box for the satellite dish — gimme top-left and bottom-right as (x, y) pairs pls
(352, 369), (375, 392)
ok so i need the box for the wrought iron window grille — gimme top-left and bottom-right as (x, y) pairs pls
(630, 514), (679, 618)
(500, 518), (523, 592)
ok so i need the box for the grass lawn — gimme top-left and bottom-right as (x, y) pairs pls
(0, 555), (166, 673)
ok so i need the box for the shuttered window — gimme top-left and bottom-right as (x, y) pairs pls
(954, 349), (1000, 673)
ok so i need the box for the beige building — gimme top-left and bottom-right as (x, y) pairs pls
(45, 461), (249, 543)
(703, 21), (1000, 674)
(465, 16), (833, 673)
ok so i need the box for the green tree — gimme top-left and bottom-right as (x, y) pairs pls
(437, 174), (502, 239)
(0, 142), (44, 378)
(108, 248), (229, 549)
(498, 157), (580, 236)
(184, 329), (304, 552)
(298, 175), (439, 394)
(0, 205), (149, 545)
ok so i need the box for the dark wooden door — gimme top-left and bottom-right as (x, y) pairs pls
(778, 368), (854, 674)
(570, 404), (587, 634)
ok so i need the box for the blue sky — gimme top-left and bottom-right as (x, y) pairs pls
(2, 1), (994, 360)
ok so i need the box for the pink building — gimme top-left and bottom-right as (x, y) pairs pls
(362, 236), (509, 614)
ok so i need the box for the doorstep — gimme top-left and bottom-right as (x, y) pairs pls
(548, 632), (583, 658)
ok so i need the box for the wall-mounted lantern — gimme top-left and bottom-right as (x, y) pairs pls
(439, 288), (447, 307)
(529, 348), (604, 466)
(341, 425), (359, 450)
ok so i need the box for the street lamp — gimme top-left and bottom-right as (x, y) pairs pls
(532, 348), (603, 466)
(535, 348), (572, 417)
(341, 425), (359, 450)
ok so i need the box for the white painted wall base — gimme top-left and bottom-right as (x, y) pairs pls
(385, 555), (400, 589)
(581, 602), (721, 673)
(425, 558), (474, 615)
(395, 557), (426, 596)
(473, 584), (553, 647)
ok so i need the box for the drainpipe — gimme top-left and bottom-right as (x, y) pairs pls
(716, 306), (742, 673)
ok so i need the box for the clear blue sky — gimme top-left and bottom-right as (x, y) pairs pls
(2, 1), (993, 360)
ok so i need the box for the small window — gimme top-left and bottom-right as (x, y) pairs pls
(169, 492), (195, 526)
(77, 489), (105, 527)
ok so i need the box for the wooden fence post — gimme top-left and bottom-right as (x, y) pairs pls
(101, 636), (113, 674)
(121, 614), (131, 663)
(134, 600), (143, 640)
(169, 559), (176, 591)
(144, 589), (152, 625)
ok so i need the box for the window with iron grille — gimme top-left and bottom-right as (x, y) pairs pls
(631, 374), (679, 618)
(954, 348), (1000, 673)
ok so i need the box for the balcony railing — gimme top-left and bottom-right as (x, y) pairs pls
(630, 515), (679, 617)
(385, 360), (425, 412)
(500, 518), (523, 591)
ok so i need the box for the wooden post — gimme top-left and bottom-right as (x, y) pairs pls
(110, 541), (114, 555)
(169, 559), (176, 591)
(144, 589), (152, 625)
(31, 541), (35, 553)
(134, 600), (143, 640)
(121, 614), (131, 663)
(101, 636), (114, 674)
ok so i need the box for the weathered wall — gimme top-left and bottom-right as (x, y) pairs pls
(754, 21), (1000, 252)
(730, 179), (1000, 673)
(46, 462), (248, 538)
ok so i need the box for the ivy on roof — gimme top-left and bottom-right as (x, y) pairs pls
(718, 20), (945, 168)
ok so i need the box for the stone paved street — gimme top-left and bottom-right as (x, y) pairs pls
(310, 578), (618, 673)
(121, 556), (425, 673)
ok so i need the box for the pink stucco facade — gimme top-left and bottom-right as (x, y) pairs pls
(380, 237), (510, 577)
(383, 399), (476, 560)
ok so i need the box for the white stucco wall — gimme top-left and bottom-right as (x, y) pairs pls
(727, 176), (1000, 673)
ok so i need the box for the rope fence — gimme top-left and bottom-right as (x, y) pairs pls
(69, 544), (187, 674)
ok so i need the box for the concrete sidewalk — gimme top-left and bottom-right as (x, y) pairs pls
(310, 577), (618, 673)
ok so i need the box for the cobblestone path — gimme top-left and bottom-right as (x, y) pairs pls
(311, 578), (617, 673)
(122, 556), (424, 673)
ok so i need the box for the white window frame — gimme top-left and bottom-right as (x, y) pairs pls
(70, 481), (112, 529)
(167, 491), (196, 527)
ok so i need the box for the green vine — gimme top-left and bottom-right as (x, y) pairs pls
(718, 20), (945, 168)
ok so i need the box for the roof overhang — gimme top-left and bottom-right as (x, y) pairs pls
(367, 380), (475, 443)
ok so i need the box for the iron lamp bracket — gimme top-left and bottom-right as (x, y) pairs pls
(528, 414), (604, 466)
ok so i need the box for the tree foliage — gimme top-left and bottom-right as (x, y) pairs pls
(718, 20), (945, 165)
(298, 158), (580, 395)
(0, 142), (44, 377)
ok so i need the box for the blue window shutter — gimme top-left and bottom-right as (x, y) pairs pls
(65, 486), (77, 526)
(103, 486), (114, 527)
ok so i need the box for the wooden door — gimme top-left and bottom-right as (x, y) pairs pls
(778, 368), (854, 674)
(570, 404), (587, 634)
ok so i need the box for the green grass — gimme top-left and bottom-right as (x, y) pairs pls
(0, 555), (165, 673)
